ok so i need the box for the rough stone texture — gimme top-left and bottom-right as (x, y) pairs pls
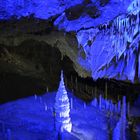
(0, 0), (139, 84)
(0, 18), (91, 80)
(100, 0), (110, 7)
(65, 4), (85, 21)
(85, 4), (101, 18)
(65, 2), (100, 21)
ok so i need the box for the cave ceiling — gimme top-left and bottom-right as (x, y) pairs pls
(0, 0), (139, 83)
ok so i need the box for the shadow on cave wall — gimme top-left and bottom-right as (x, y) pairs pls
(0, 40), (62, 103)
(0, 40), (140, 104)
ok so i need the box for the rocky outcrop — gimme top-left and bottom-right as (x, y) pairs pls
(0, 18), (90, 79)
(76, 0), (140, 82)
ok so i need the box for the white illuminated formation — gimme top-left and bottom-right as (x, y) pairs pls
(54, 71), (72, 132)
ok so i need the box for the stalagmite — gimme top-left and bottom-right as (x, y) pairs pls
(54, 71), (72, 132)
(44, 103), (48, 111)
(91, 98), (98, 107)
(114, 104), (118, 114)
(113, 119), (121, 140)
(117, 100), (121, 114)
(34, 94), (37, 100)
(84, 102), (86, 109)
(113, 96), (127, 140)
(99, 95), (102, 110)
(46, 87), (49, 93)
(121, 96), (127, 140)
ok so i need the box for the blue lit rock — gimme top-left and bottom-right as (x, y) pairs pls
(0, 0), (139, 83)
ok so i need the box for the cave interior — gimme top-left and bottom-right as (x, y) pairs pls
(0, 0), (140, 140)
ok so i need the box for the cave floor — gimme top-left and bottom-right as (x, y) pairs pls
(0, 91), (111, 140)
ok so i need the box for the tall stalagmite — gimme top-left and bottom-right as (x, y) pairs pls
(54, 71), (72, 132)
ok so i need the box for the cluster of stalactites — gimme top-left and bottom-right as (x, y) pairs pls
(106, 1), (139, 54)
(127, 0), (140, 13)
(111, 1), (139, 82)
(94, 0), (140, 82)
(75, 0), (139, 82)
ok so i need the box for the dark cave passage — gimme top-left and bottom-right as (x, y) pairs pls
(0, 40), (62, 103)
(0, 40), (140, 104)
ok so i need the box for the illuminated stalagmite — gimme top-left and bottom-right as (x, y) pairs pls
(54, 71), (72, 132)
